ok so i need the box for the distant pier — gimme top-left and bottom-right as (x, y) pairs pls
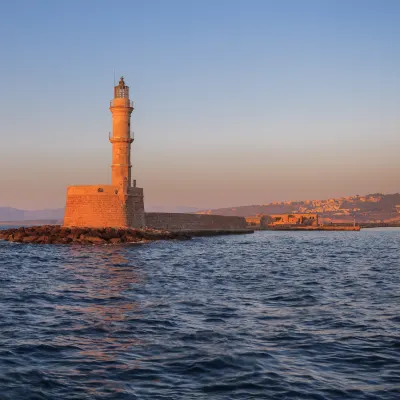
(262, 225), (360, 231)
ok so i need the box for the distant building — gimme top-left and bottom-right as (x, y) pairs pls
(245, 213), (319, 228)
(245, 215), (262, 227)
(260, 213), (319, 228)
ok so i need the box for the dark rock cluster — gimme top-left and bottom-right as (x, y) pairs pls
(0, 225), (191, 245)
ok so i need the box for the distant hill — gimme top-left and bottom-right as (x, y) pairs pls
(0, 207), (64, 222)
(197, 193), (400, 224)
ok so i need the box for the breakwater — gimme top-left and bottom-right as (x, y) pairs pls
(145, 212), (248, 231)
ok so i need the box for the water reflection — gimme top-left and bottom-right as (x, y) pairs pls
(59, 246), (144, 299)
(51, 246), (145, 379)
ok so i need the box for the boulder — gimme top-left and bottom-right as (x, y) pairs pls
(125, 236), (137, 243)
(86, 236), (106, 244)
(9, 233), (25, 242)
(22, 236), (37, 243)
(36, 235), (51, 244)
(56, 237), (71, 244)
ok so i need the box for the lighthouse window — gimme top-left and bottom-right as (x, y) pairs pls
(98, 188), (104, 192)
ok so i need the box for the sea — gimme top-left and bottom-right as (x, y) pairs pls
(0, 228), (399, 399)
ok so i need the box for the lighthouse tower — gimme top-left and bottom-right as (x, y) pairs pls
(63, 76), (145, 228)
(110, 77), (134, 188)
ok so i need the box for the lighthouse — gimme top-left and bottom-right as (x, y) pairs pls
(63, 76), (145, 228)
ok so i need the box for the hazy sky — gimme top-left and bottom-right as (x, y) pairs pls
(0, 0), (399, 210)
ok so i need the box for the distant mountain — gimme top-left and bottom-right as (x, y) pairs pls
(0, 207), (64, 222)
(197, 193), (400, 223)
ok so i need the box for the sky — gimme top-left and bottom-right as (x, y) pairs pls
(0, 0), (399, 210)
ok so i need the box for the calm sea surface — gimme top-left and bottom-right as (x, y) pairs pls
(0, 229), (399, 399)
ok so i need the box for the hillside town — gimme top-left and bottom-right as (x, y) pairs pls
(198, 193), (400, 225)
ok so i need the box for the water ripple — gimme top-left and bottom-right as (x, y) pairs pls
(0, 229), (399, 399)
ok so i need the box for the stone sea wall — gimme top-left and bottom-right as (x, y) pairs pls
(145, 212), (248, 231)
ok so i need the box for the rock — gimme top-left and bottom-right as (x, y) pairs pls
(87, 229), (99, 238)
(86, 236), (106, 244)
(57, 237), (71, 244)
(117, 229), (127, 238)
(71, 228), (84, 237)
(22, 236), (37, 243)
(36, 235), (51, 244)
(10, 233), (25, 242)
(110, 238), (122, 244)
(124, 233), (138, 242)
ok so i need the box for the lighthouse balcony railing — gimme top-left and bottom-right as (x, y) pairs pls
(110, 99), (134, 107)
(109, 132), (134, 140)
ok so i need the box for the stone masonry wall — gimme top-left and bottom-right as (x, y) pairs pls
(127, 187), (145, 228)
(63, 185), (128, 228)
(145, 212), (248, 231)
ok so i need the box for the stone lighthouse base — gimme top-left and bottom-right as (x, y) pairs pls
(63, 185), (145, 228)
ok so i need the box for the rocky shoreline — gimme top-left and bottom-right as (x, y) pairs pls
(0, 225), (191, 245)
